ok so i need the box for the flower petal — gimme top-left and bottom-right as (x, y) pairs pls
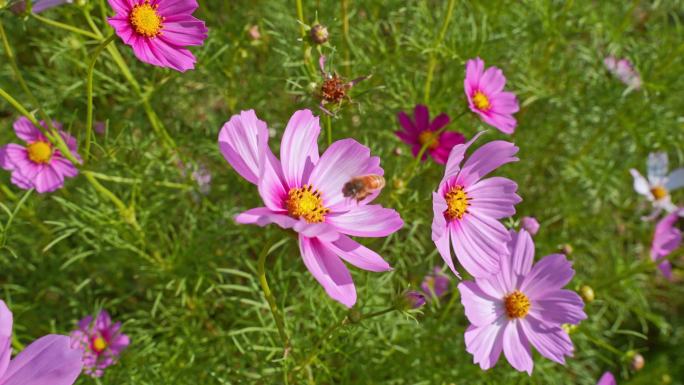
(520, 317), (574, 365)
(0, 300), (12, 378)
(327, 205), (403, 238)
(218, 110), (270, 185)
(0, 335), (83, 385)
(107, 0), (132, 14)
(280, 110), (320, 188)
(33, 165), (64, 193)
(13, 117), (42, 143)
(467, 177), (521, 219)
(325, 235), (391, 272)
(299, 235), (356, 308)
(629, 169), (650, 196)
(457, 140), (519, 186)
(413, 104), (429, 131)
(502, 321), (533, 375)
(500, 229), (535, 290)
(443, 132), (486, 180)
(665, 168), (684, 191)
(529, 289), (587, 325)
(597, 372), (616, 385)
(160, 16), (208, 46)
(458, 281), (504, 326)
(464, 322), (505, 371)
(520, 254), (575, 299)
(396, 111), (417, 134)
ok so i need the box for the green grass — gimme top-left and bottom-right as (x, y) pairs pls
(1, 0), (684, 384)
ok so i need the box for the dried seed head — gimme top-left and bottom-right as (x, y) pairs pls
(310, 24), (329, 44)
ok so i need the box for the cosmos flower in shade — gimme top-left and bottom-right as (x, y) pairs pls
(604, 56), (642, 90)
(403, 291), (426, 309)
(395, 104), (466, 165)
(420, 267), (450, 299)
(0, 300), (83, 385)
(520, 216), (540, 236)
(464, 57), (520, 135)
(596, 372), (616, 385)
(107, 0), (208, 72)
(0, 117), (80, 193)
(431, 132), (521, 278)
(651, 208), (684, 280)
(221, 109), (403, 307)
(458, 229), (587, 374)
(11, 0), (72, 13)
(630, 152), (684, 220)
(70, 310), (130, 378)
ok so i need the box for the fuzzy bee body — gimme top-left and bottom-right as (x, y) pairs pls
(342, 175), (386, 203)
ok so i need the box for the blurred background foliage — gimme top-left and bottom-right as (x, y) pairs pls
(0, 0), (684, 383)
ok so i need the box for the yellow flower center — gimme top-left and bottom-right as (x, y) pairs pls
(651, 186), (668, 200)
(27, 141), (52, 164)
(444, 186), (469, 220)
(129, 1), (164, 38)
(504, 290), (531, 319)
(285, 184), (330, 223)
(92, 336), (108, 353)
(418, 131), (440, 150)
(472, 90), (491, 111)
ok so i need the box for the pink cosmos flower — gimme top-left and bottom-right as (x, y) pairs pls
(107, 0), (208, 72)
(395, 104), (466, 164)
(464, 58), (520, 135)
(458, 229), (587, 374)
(520, 216), (540, 236)
(218, 109), (404, 307)
(0, 300), (83, 384)
(604, 56), (642, 90)
(597, 371), (616, 385)
(0, 117), (80, 193)
(631, 152), (684, 220)
(70, 310), (130, 378)
(651, 208), (684, 280)
(431, 132), (521, 278)
(420, 267), (450, 299)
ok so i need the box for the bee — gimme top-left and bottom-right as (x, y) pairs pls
(342, 175), (386, 203)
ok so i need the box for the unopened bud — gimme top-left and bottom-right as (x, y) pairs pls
(561, 324), (577, 334)
(580, 285), (595, 303)
(309, 24), (329, 44)
(348, 307), (362, 323)
(630, 353), (644, 371)
(560, 243), (574, 255)
(662, 374), (672, 384)
(403, 291), (426, 309)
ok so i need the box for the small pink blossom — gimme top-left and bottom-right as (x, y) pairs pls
(70, 310), (130, 378)
(395, 104), (465, 164)
(604, 56), (642, 90)
(464, 57), (520, 134)
(651, 208), (684, 280)
(597, 371), (616, 385)
(420, 267), (450, 298)
(520, 216), (540, 236)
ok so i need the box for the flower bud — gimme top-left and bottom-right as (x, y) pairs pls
(560, 243), (574, 255)
(348, 307), (362, 323)
(630, 352), (644, 371)
(580, 285), (595, 303)
(403, 291), (426, 309)
(309, 24), (329, 44)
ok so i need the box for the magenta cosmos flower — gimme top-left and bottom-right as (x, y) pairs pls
(651, 208), (684, 280)
(395, 104), (465, 164)
(458, 229), (586, 374)
(420, 267), (450, 299)
(0, 300), (83, 384)
(107, 0), (208, 72)
(218, 109), (404, 307)
(431, 132), (521, 278)
(70, 310), (129, 377)
(597, 372), (616, 385)
(464, 58), (520, 135)
(0, 117), (80, 193)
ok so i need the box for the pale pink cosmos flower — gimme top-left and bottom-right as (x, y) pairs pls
(420, 267), (450, 299)
(651, 208), (684, 280)
(630, 152), (684, 220)
(0, 300), (83, 385)
(432, 132), (521, 278)
(464, 57), (520, 135)
(219, 109), (403, 307)
(395, 104), (465, 164)
(107, 0), (208, 72)
(458, 229), (586, 374)
(0, 117), (80, 193)
(597, 371), (616, 385)
(604, 56), (642, 90)
(70, 310), (130, 378)
(520, 216), (540, 236)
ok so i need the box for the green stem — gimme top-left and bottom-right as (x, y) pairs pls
(85, 35), (116, 163)
(359, 307), (396, 321)
(295, 0), (306, 38)
(341, 0), (350, 76)
(82, 171), (139, 230)
(0, 88), (37, 123)
(257, 240), (293, 361)
(85, 171), (192, 190)
(325, 114), (332, 146)
(293, 316), (349, 372)
(31, 13), (100, 39)
(423, 0), (457, 104)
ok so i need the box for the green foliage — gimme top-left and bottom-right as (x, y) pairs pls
(0, 0), (683, 384)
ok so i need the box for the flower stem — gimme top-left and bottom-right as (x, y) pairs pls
(341, 0), (351, 76)
(423, 0), (457, 104)
(256, 239), (294, 361)
(295, 0), (306, 38)
(82, 171), (140, 231)
(30, 13), (100, 39)
(85, 34), (116, 163)
(325, 114), (332, 146)
(293, 316), (349, 372)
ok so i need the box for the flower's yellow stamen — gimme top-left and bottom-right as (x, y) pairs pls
(92, 336), (108, 353)
(472, 90), (491, 111)
(286, 184), (330, 223)
(504, 290), (531, 319)
(651, 186), (668, 200)
(27, 141), (52, 164)
(130, 1), (164, 38)
(418, 131), (440, 150)
(444, 185), (469, 220)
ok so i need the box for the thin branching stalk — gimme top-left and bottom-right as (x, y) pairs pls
(341, 0), (351, 76)
(423, 0), (457, 104)
(85, 35), (116, 163)
(325, 114), (333, 146)
(30, 13), (100, 39)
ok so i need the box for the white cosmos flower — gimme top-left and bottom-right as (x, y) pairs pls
(630, 152), (684, 220)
